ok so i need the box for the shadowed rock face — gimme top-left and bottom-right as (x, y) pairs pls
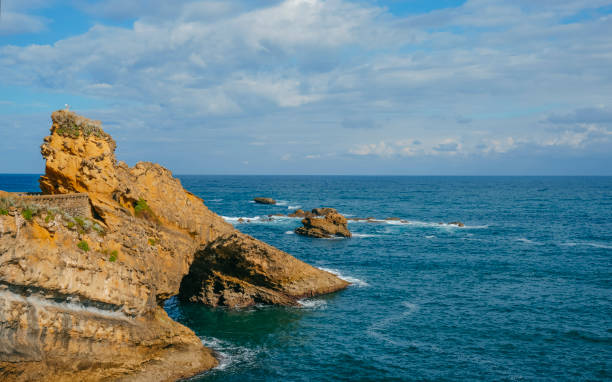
(179, 232), (349, 307)
(0, 110), (348, 381)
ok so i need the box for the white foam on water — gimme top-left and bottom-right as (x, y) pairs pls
(276, 200), (289, 206)
(284, 230), (295, 235)
(288, 205), (301, 210)
(516, 237), (544, 245)
(199, 336), (258, 372)
(207, 198), (223, 202)
(222, 216), (262, 223)
(562, 242), (612, 250)
(318, 267), (369, 287)
(425, 235), (436, 239)
(349, 219), (488, 229)
(352, 233), (379, 238)
(367, 301), (420, 347)
(297, 298), (327, 309)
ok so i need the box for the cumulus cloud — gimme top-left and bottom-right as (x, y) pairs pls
(0, 0), (611, 174)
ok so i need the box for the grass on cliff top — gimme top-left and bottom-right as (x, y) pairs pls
(55, 121), (109, 139)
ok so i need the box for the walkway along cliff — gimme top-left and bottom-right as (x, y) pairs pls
(0, 110), (348, 381)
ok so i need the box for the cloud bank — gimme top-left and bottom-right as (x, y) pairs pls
(0, 0), (611, 174)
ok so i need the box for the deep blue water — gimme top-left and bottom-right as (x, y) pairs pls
(2, 175), (611, 381)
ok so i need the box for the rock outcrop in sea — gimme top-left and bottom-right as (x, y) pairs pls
(0, 110), (348, 381)
(253, 197), (276, 205)
(295, 208), (352, 238)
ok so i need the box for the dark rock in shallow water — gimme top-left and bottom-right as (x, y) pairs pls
(254, 197), (276, 205)
(448, 221), (465, 227)
(295, 208), (352, 238)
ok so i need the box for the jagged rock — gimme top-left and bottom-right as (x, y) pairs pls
(295, 208), (352, 238)
(288, 209), (311, 218)
(0, 110), (348, 381)
(448, 221), (465, 227)
(253, 197), (276, 205)
(311, 207), (337, 216)
(179, 232), (348, 307)
(385, 217), (401, 221)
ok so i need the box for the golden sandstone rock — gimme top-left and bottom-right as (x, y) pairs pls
(0, 110), (348, 381)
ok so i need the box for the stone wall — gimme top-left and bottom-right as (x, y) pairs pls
(12, 193), (92, 219)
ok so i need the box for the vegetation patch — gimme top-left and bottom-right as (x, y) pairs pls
(109, 250), (118, 262)
(55, 119), (109, 139)
(22, 208), (34, 221)
(134, 198), (157, 221)
(0, 208), (8, 216)
(148, 238), (157, 246)
(77, 240), (90, 252)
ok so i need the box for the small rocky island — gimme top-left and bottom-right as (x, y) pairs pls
(0, 111), (348, 381)
(295, 208), (352, 238)
(253, 197), (276, 204)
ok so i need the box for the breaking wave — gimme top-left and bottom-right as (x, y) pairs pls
(319, 267), (369, 287)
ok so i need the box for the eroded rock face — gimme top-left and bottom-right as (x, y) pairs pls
(179, 232), (349, 307)
(0, 110), (348, 381)
(295, 208), (352, 238)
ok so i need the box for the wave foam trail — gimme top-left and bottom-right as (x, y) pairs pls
(298, 298), (327, 309)
(352, 233), (378, 238)
(349, 219), (487, 229)
(199, 337), (258, 372)
(562, 242), (612, 249)
(222, 216), (262, 223)
(367, 301), (421, 347)
(284, 230), (295, 235)
(319, 267), (369, 287)
(288, 205), (301, 210)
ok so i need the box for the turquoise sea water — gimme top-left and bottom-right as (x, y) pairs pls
(1, 175), (611, 381)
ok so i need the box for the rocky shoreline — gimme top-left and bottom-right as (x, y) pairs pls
(0, 111), (348, 381)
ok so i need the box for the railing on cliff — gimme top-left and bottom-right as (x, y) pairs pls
(9, 192), (92, 219)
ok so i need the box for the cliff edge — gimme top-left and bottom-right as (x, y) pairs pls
(0, 110), (348, 381)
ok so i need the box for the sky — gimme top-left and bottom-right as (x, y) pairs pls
(0, 0), (611, 175)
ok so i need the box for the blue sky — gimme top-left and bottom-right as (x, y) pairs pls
(1, 0), (611, 175)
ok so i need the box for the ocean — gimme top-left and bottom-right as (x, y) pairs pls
(2, 175), (611, 381)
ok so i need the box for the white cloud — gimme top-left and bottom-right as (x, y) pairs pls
(1, 0), (611, 174)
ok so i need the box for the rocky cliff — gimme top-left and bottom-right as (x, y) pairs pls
(0, 110), (348, 381)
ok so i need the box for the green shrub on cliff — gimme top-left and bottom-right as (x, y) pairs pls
(77, 240), (90, 252)
(109, 250), (118, 262)
(0, 208), (8, 216)
(134, 198), (157, 222)
(44, 211), (55, 223)
(22, 208), (33, 221)
(148, 238), (157, 246)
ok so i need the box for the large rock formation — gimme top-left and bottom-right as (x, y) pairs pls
(295, 208), (352, 238)
(179, 232), (348, 307)
(0, 110), (348, 381)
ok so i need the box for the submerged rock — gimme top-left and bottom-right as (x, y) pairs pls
(295, 208), (352, 238)
(0, 110), (348, 381)
(448, 221), (465, 227)
(253, 197), (276, 205)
